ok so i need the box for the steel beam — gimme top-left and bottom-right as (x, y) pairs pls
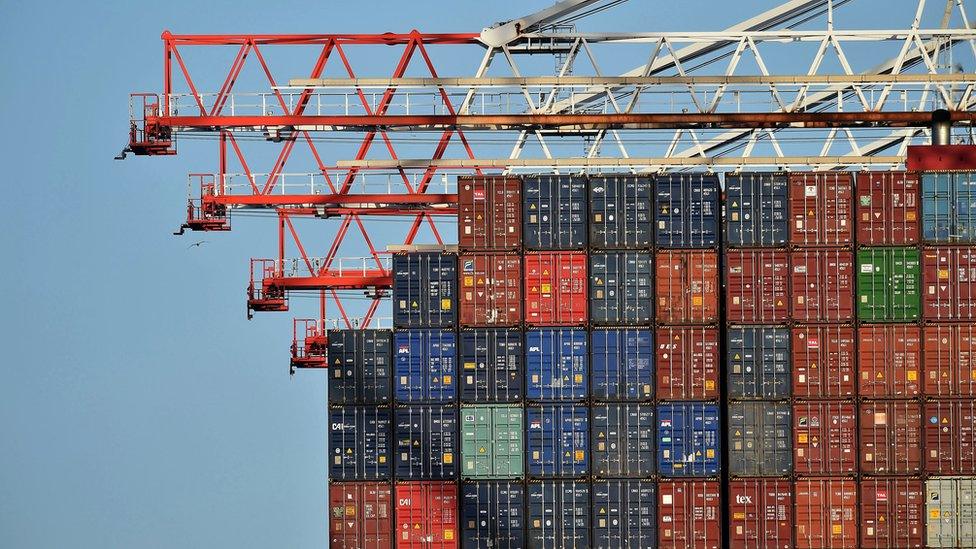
(334, 156), (907, 168)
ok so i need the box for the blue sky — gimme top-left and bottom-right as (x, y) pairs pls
(0, 1), (962, 547)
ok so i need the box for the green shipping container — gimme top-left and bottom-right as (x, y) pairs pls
(857, 247), (921, 321)
(461, 404), (524, 479)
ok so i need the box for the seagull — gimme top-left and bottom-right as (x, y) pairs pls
(187, 240), (208, 249)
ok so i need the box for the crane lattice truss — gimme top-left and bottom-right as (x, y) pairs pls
(125, 0), (976, 370)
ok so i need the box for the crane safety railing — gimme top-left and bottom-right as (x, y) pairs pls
(201, 171), (458, 198)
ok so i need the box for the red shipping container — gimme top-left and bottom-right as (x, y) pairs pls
(790, 248), (855, 321)
(458, 175), (521, 251)
(395, 481), (457, 548)
(330, 482), (393, 549)
(656, 250), (719, 324)
(656, 326), (720, 400)
(728, 479), (793, 549)
(458, 253), (522, 327)
(855, 171), (920, 245)
(792, 325), (856, 398)
(658, 479), (721, 549)
(793, 400), (857, 474)
(857, 324), (922, 397)
(859, 400), (923, 474)
(789, 172), (854, 246)
(924, 324), (976, 396)
(725, 249), (790, 323)
(794, 478), (858, 549)
(922, 247), (976, 320)
(524, 252), (587, 326)
(859, 478), (925, 548)
(924, 399), (976, 474)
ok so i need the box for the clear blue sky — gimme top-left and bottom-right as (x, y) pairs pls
(0, 1), (958, 548)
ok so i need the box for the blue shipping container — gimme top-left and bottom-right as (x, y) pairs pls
(588, 175), (654, 249)
(589, 251), (654, 325)
(922, 171), (976, 242)
(394, 330), (457, 403)
(525, 329), (588, 401)
(590, 328), (654, 401)
(526, 404), (589, 477)
(591, 403), (656, 478)
(394, 405), (458, 479)
(724, 172), (790, 246)
(527, 481), (591, 548)
(523, 175), (588, 250)
(329, 406), (392, 480)
(459, 329), (523, 403)
(655, 173), (720, 247)
(726, 326), (791, 399)
(592, 480), (657, 549)
(657, 402), (721, 477)
(392, 252), (457, 328)
(327, 329), (392, 405)
(461, 481), (525, 549)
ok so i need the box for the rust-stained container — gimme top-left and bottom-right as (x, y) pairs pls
(656, 326), (720, 400)
(725, 248), (790, 323)
(329, 482), (393, 549)
(395, 481), (457, 548)
(792, 325), (856, 398)
(656, 250), (719, 324)
(794, 477), (858, 549)
(524, 251), (587, 326)
(859, 477), (925, 548)
(924, 324), (976, 397)
(458, 253), (522, 327)
(457, 175), (521, 251)
(859, 400), (923, 475)
(789, 172), (854, 246)
(793, 400), (857, 474)
(789, 248), (855, 322)
(855, 171), (920, 245)
(925, 399), (976, 474)
(922, 246), (976, 321)
(728, 479), (793, 549)
(858, 324), (922, 398)
(657, 479), (721, 549)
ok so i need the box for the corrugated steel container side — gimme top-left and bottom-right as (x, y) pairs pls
(590, 328), (654, 401)
(460, 404), (523, 479)
(592, 480), (656, 549)
(457, 175), (522, 252)
(330, 406), (392, 480)
(589, 175), (654, 249)
(925, 399), (976, 474)
(924, 324), (976, 396)
(394, 405), (458, 480)
(527, 480), (590, 548)
(791, 325), (856, 398)
(860, 477), (925, 548)
(461, 481), (524, 549)
(926, 476), (976, 548)
(524, 251), (588, 326)
(589, 251), (653, 325)
(522, 175), (588, 250)
(856, 171), (920, 245)
(858, 324), (922, 398)
(656, 326), (720, 400)
(395, 481), (458, 548)
(655, 250), (720, 324)
(922, 246), (976, 320)
(725, 249), (790, 323)
(329, 481), (393, 549)
(657, 402), (721, 477)
(922, 171), (976, 243)
(789, 172), (854, 246)
(727, 326), (791, 399)
(525, 328), (588, 401)
(393, 253), (457, 328)
(792, 400), (857, 474)
(859, 400), (923, 475)
(794, 478), (858, 549)
(728, 479), (793, 549)
(724, 172), (789, 247)
(657, 480), (721, 549)
(328, 329), (393, 405)
(789, 248), (855, 321)
(394, 330), (457, 403)
(458, 253), (522, 327)
(655, 173), (720, 248)
(525, 404), (589, 477)
(591, 403), (656, 478)
(459, 329), (522, 403)
(856, 247), (922, 321)
(728, 401), (792, 477)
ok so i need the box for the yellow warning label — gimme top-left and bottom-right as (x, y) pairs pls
(907, 370), (917, 381)
(575, 450), (584, 461)
(441, 299), (452, 310)
(464, 276), (474, 287)
(798, 433), (808, 444)
(444, 530), (454, 541)
(541, 284), (551, 293)
(705, 380), (715, 390)
(443, 375), (452, 384)
(692, 296), (703, 306)
(832, 525), (842, 535)
(464, 362), (476, 370)
(443, 453), (453, 464)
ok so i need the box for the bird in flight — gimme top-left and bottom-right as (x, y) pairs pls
(187, 240), (209, 249)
